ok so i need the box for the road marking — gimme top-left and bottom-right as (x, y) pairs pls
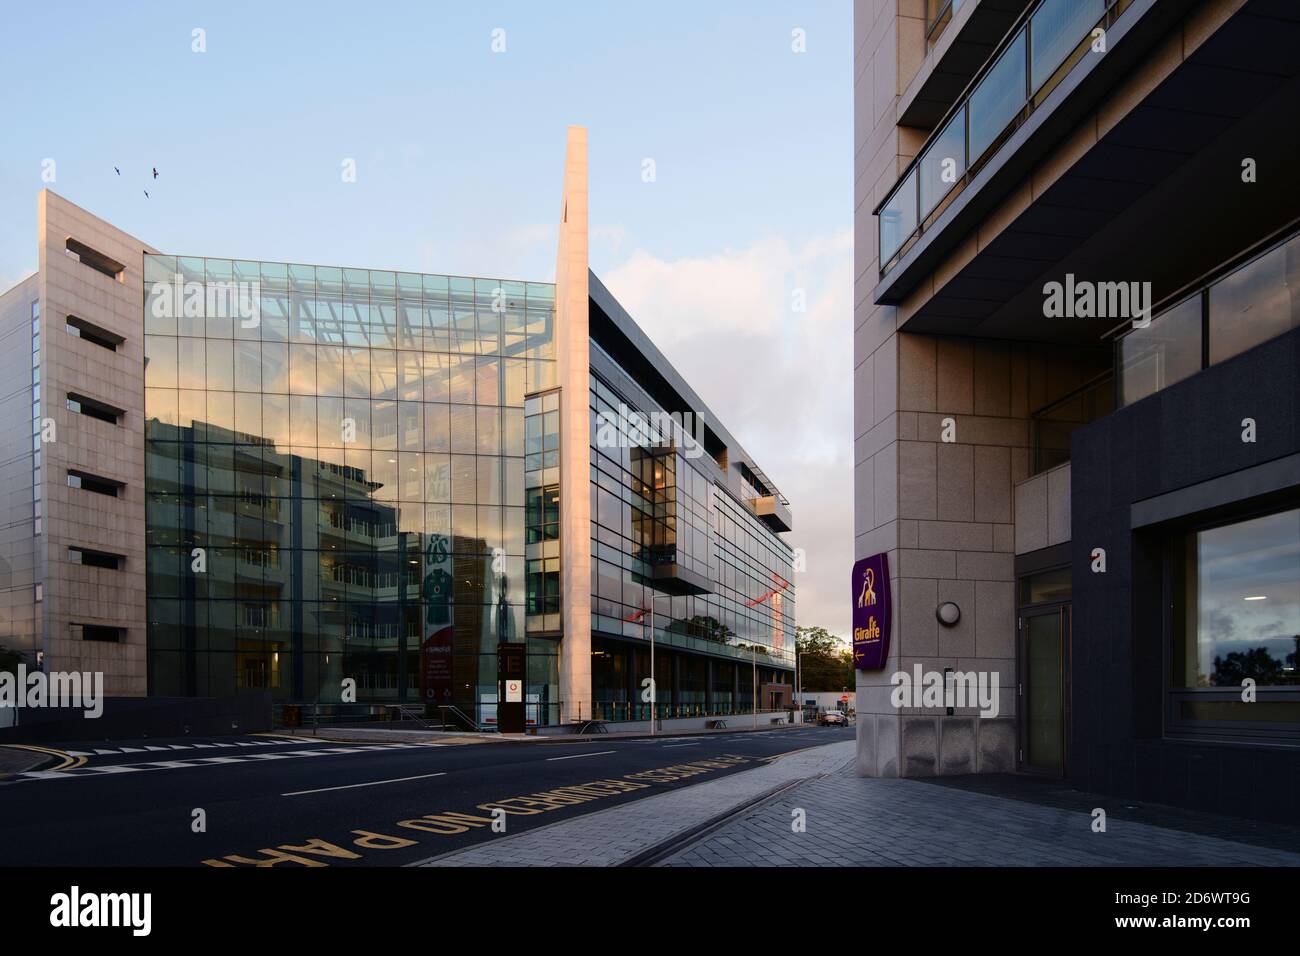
(12, 741), (450, 783)
(85, 764), (148, 773)
(545, 750), (617, 761)
(1, 744), (85, 772)
(282, 771), (448, 797)
(661, 743), (700, 748)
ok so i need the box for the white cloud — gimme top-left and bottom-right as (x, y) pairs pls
(602, 231), (854, 638)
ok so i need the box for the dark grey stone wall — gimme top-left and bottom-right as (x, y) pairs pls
(1070, 325), (1300, 823)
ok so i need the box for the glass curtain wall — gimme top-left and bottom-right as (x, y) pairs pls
(587, 351), (796, 719)
(143, 255), (554, 722)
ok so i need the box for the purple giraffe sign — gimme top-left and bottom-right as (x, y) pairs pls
(851, 553), (891, 671)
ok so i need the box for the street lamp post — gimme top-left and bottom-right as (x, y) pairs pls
(795, 641), (802, 724)
(649, 598), (656, 736)
(639, 592), (669, 736)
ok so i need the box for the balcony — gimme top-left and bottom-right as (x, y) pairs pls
(638, 544), (713, 596)
(739, 461), (792, 533)
(873, 0), (1300, 346)
(879, 0), (1138, 283)
(750, 494), (793, 533)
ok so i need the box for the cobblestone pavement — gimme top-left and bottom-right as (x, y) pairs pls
(659, 763), (1300, 867)
(415, 740), (857, 867)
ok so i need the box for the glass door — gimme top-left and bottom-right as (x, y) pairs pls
(1019, 605), (1070, 775)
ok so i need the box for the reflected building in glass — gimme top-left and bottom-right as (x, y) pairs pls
(141, 260), (555, 720)
(3, 128), (797, 730)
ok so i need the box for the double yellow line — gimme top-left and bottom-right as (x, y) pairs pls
(2, 744), (86, 773)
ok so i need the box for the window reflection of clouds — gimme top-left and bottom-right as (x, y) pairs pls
(1196, 509), (1300, 684)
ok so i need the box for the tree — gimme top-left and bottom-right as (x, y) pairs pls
(1212, 648), (1285, 686)
(796, 626), (853, 692)
(0, 644), (22, 673)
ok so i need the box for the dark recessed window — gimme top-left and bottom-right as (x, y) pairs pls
(66, 392), (124, 425)
(65, 316), (124, 352)
(64, 238), (125, 281)
(72, 624), (123, 643)
(68, 547), (124, 570)
(68, 470), (123, 497)
(1020, 566), (1072, 605)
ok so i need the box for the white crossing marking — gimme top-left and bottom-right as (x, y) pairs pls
(12, 737), (459, 784)
(84, 765), (146, 774)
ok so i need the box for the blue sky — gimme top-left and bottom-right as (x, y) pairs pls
(1, 0), (854, 637)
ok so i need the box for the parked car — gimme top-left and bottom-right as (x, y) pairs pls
(818, 709), (848, 726)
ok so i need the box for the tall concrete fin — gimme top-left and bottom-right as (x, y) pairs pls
(554, 127), (592, 723)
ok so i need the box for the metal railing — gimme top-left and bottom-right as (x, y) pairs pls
(437, 704), (479, 732)
(877, 0), (1130, 275)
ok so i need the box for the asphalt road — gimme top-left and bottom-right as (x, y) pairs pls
(0, 725), (850, 867)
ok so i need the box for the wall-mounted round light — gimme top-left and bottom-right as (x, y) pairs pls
(936, 602), (961, 627)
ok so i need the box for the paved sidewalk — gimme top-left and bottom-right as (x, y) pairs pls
(660, 763), (1300, 867)
(415, 740), (857, 867)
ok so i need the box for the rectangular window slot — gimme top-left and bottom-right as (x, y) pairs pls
(67, 469), (123, 497)
(68, 547), (124, 570)
(66, 316), (124, 352)
(72, 623), (123, 643)
(64, 238), (125, 281)
(66, 392), (124, 425)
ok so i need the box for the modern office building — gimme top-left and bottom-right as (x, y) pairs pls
(855, 0), (1299, 821)
(0, 128), (796, 730)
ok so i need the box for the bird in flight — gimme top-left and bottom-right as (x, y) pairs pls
(143, 190), (149, 199)
(114, 167), (120, 176)
(152, 167), (159, 179)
